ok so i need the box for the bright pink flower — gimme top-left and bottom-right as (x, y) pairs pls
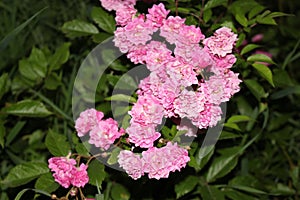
(174, 89), (205, 119)
(126, 123), (161, 148)
(48, 157), (89, 188)
(75, 109), (104, 137)
(203, 27), (237, 57)
(99, 0), (136, 11)
(71, 163), (89, 188)
(127, 44), (147, 64)
(129, 94), (164, 126)
(89, 118), (124, 150)
(212, 53), (237, 70)
(160, 16), (185, 44)
(146, 3), (170, 28)
(118, 150), (144, 180)
(115, 5), (137, 26)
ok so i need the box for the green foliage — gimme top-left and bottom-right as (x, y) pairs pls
(0, 0), (299, 199)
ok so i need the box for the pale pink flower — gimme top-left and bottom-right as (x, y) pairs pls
(99, 0), (136, 11)
(160, 16), (185, 44)
(211, 53), (237, 70)
(89, 118), (124, 150)
(164, 142), (190, 172)
(202, 75), (228, 104)
(75, 109), (104, 137)
(127, 45), (147, 64)
(118, 150), (144, 180)
(126, 123), (160, 148)
(203, 27), (237, 57)
(115, 5), (137, 26)
(129, 94), (164, 126)
(146, 3), (170, 28)
(174, 89), (205, 119)
(113, 27), (133, 53)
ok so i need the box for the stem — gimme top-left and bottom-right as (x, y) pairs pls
(199, 0), (205, 25)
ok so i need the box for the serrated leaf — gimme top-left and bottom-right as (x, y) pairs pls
(206, 153), (239, 183)
(241, 44), (261, 55)
(87, 160), (106, 187)
(91, 7), (115, 34)
(107, 148), (121, 165)
(244, 79), (268, 101)
(49, 42), (71, 71)
(111, 183), (130, 200)
(45, 129), (70, 156)
(247, 54), (275, 64)
(34, 173), (59, 194)
(252, 63), (274, 87)
(3, 100), (52, 117)
(44, 73), (62, 90)
(105, 94), (136, 103)
(62, 19), (99, 38)
(204, 0), (227, 10)
(1, 162), (49, 188)
(175, 176), (199, 198)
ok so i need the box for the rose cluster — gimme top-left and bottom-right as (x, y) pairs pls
(48, 156), (89, 188)
(71, 0), (242, 181)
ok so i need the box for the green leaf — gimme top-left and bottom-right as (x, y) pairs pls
(91, 7), (116, 34)
(0, 121), (5, 148)
(107, 148), (121, 165)
(199, 185), (225, 200)
(105, 94), (136, 103)
(195, 146), (215, 170)
(273, 69), (294, 87)
(248, 5), (265, 19)
(203, 9), (213, 23)
(49, 42), (71, 71)
(44, 73), (62, 90)
(270, 86), (300, 100)
(252, 63), (274, 87)
(34, 173), (59, 194)
(0, 73), (10, 100)
(1, 162), (49, 188)
(240, 44), (261, 55)
(247, 54), (275, 64)
(223, 188), (258, 200)
(235, 13), (248, 27)
(269, 183), (296, 196)
(87, 160), (106, 187)
(219, 131), (241, 140)
(224, 122), (241, 131)
(244, 79), (268, 101)
(18, 60), (41, 82)
(93, 32), (112, 43)
(206, 153), (239, 183)
(227, 115), (251, 123)
(204, 0), (228, 10)
(29, 48), (48, 76)
(45, 129), (70, 156)
(256, 16), (277, 25)
(0, 7), (47, 51)
(62, 19), (99, 38)
(5, 121), (26, 146)
(3, 100), (52, 117)
(229, 175), (266, 194)
(175, 176), (199, 198)
(14, 188), (51, 200)
(111, 183), (130, 200)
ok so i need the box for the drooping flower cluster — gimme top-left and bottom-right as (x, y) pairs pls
(72, 1), (242, 180)
(48, 156), (89, 188)
(75, 108), (125, 150)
